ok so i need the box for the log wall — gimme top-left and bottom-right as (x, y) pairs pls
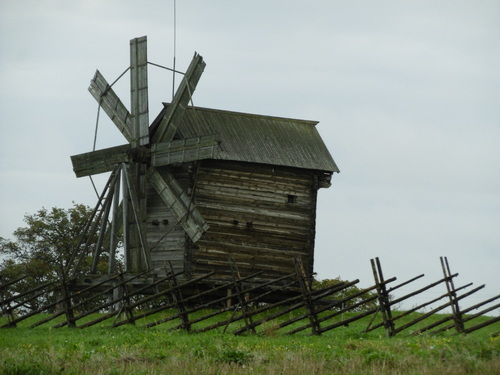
(191, 160), (319, 282)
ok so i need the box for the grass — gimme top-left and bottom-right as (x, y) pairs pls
(0, 309), (499, 375)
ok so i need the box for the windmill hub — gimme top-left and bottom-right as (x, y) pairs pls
(126, 147), (151, 165)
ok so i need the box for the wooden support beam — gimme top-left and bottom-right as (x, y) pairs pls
(367, 282), (472, 334)
(91, 175), (116, 273)
(393, 284), (485, 335)
(280, 279), (360, 333)
(289, 277), (395, 336)
(108, 176), (121, 273)
(370, 258), (395, 337)
(420, 293), (500, 335)
(59, 268), (76, 328)
(122, 164), (151, 272)
(30, 274), (123, 328)
(294, 257), (321, 335)
(440, 256), (465, 333)
(129, 36), (149, 147)
(226, 257), (255, 334)
(71, 144), (131, 177)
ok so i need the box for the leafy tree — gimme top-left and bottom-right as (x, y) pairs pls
(312, 277), (379, 311)
(0, 203), (103, 311)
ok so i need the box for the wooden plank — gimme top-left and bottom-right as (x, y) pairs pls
(88, 70), (134, 143)
(152, 135), (220, 166)
(130, 36), (149, 147)
(149, 167), (209, 243)
(71, 144), (131, 177)
(152, 53), (206, 143)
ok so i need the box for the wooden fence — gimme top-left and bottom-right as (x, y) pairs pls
(1, 257), (498, 337)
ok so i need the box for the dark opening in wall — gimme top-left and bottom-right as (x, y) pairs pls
(287, 194), (296, 204)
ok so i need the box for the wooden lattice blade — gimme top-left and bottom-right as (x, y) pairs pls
(151, 53), (206, 144)
(71, 144), (131, 177)
(151, 135), (220, 167)
(89, 70), (134, 143)
(148, 167), (209, 243)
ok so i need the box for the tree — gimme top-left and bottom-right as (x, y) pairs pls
(312, 277), (379, 311)
(0, 203), (102, 311)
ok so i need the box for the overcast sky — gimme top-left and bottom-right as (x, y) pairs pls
(1, 1), (498, 314)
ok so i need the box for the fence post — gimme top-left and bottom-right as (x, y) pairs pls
(370, 257), (395, 337)
(0, 275), (22, 326)
(166, 261), (191, 332)
(440, 257), (464, 333)
(114, 272), (135, 326)
(226, 257), (255, 334)
(294, 257), (321, 335)
(57, 266), (76, 328)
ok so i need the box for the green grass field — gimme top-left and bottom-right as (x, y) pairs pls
(0, 309), (498, 375)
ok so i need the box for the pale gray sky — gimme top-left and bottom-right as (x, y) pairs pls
(1, 0), (499, 314)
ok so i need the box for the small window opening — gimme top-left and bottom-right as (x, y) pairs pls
(287, 194), (296, 204)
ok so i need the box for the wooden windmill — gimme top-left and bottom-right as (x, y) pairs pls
(70, 36), (339, 289)
(69, 36), (215, 275)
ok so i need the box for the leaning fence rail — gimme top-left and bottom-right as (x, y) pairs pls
(1, 256), (498, 337)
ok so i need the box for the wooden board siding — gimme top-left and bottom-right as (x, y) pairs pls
(145, 166), (190, 277)
(191, 160), (319, 282)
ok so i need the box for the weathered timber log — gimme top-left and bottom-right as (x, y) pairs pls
(54, 270), (163, 328)
(365, 282), (472, 334)
(0, 275), (28, 291)
(231, 280), (355, 335)
(105, 272), (214, 328)
(462, 315), (500, 334)
(0, 281), (62, 328)
(394, 284), (485, 335)
(126, 271), (264, 328)
(287, 277), (396, 335)
(165, 272), (299, 331)
(30, 274), (124, 328)
(422, 294), (500, 335)
(278, 279), (360, 331)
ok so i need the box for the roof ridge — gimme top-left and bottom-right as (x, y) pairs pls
(161, 102), (319, 126)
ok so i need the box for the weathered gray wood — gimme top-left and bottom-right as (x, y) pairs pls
(149, 167), (208, 243)
(462, 315), (500, 334)
(440, 256), (464, 333)
(71, 144), (131, 177)
(129, 37), (149, 225)
(123, 164), (151, 272)
(130, 36), (149, 147)
(424, 298), (500, 335)
(122, 166), (131, 270)
(108, 176), (121, 273)
(191, 160), (317, 282)
(88, 70), (134, 143)
(393, 284), (485, 335)
(371, 258), (395, 337)
(151, 135), (220, 166)
(91, 176), (115, 273)
(152, 53), (205, 143)
(365, 281), (471, 334)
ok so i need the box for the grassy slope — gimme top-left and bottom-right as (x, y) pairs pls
(0, 310), (498, 375)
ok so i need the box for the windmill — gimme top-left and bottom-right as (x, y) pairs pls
(69, 36), (216, 276)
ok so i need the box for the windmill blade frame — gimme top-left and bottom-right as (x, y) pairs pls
(89, 70), (134, 143)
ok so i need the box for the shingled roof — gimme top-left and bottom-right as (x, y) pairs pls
(152, 105), (339, 174)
